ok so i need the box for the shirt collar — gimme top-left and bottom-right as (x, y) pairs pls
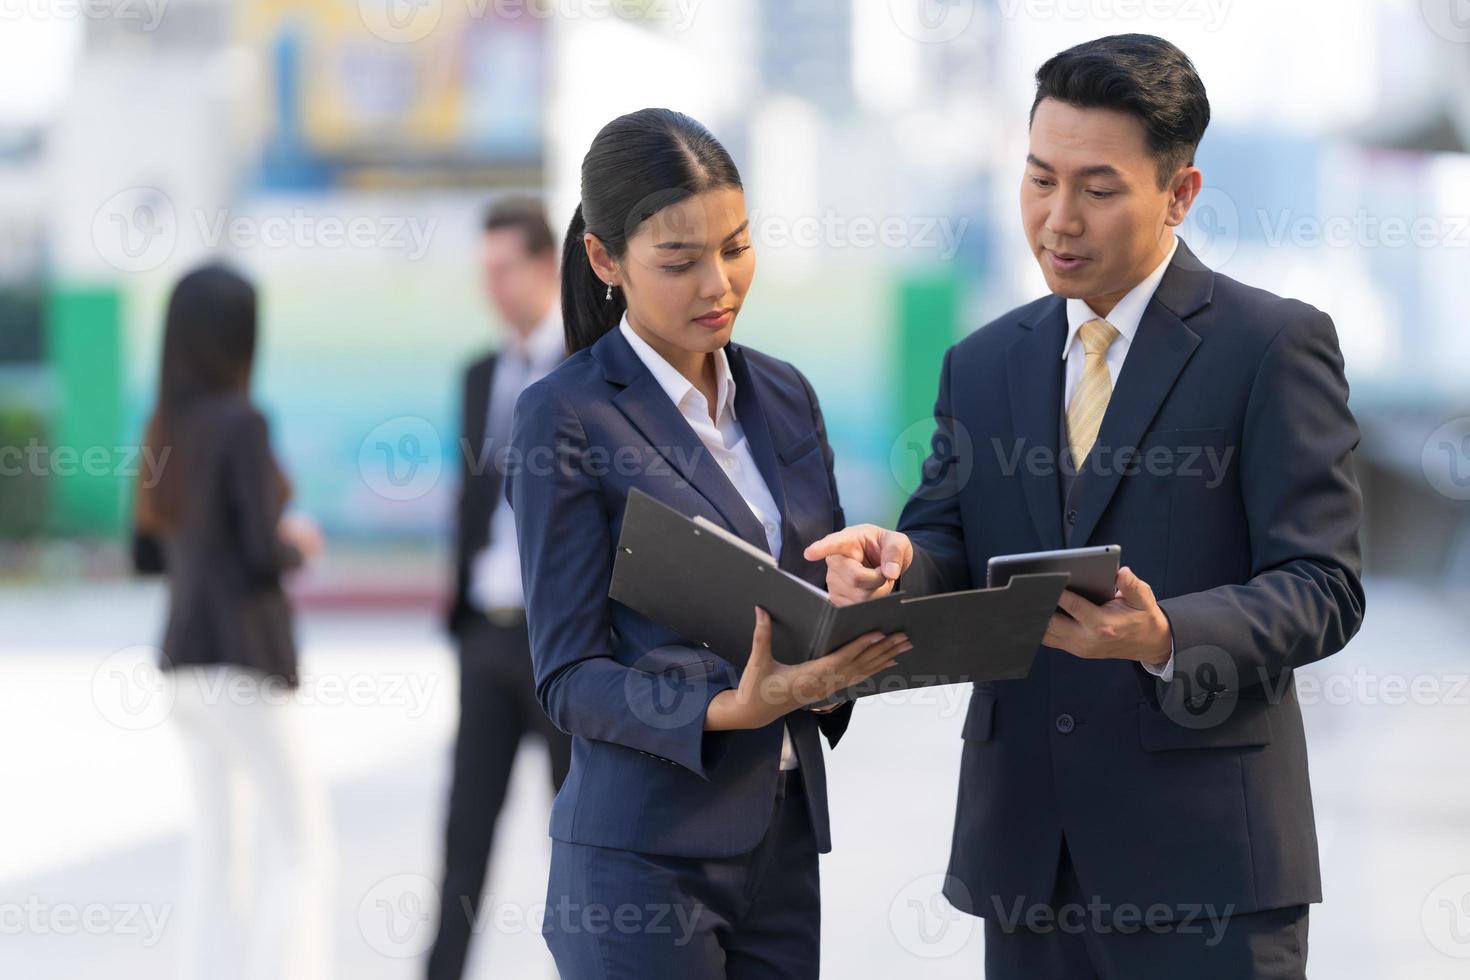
(506, 304), (565, 369)
(1063, 236), (1179, 360)
(618, 314), (736, 424)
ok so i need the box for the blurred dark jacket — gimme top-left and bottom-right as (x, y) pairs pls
(446, 352), (499, 636)
(134, 391), (301, 685)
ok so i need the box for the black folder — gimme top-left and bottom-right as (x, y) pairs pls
(608, 489), (1068, 698)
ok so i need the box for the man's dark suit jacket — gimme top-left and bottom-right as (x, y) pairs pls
(898, 238), (1365, 918)
(506, 325), (854, 858)
(447, 352), (499, 635)
(134, 392), (302, 685)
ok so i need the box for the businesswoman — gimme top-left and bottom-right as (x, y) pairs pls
(132, 264), (333, 980)
(507, 108), (910, 979)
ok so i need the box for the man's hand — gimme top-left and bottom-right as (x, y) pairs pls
(802, 524), (914, 606)
(1042, 566), (1173, 666)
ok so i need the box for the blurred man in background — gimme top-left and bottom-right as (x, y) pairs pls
(428, 198), (571, 980)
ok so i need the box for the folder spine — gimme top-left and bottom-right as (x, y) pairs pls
(805, 604), (838, 662)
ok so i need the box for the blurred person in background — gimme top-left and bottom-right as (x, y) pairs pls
(132, 264), (333, 980)
(428, 197), (572, 980)
(508, 108), (910, 978)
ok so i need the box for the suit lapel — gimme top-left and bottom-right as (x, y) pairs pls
(1067, 240), (1213, 548)
(1007, 297), (1068, 551)
(726, 344), (791, 564)
(465, 356), (493, 452)
(594, 327), (773, 553)
(463, 356), (499, 553)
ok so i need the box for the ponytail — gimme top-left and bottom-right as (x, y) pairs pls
(561, 203), (626, 354)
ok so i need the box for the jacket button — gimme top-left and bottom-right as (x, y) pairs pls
(1055, 713), (1075, 734)
(1066, 509), (1078, 526)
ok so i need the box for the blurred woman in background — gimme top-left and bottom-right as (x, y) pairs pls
(133, 264), (333, 980)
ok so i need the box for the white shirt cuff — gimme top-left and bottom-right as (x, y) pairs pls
(1142, 643), (1175, 683)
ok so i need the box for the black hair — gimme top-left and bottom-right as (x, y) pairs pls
(561, 108), (743, 354)
(1030, 34), (1210, 188)
(483, 196), (555, 257)
(136, 263), (288, 531)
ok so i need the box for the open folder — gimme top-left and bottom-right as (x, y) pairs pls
(608, 489), (1068, 698)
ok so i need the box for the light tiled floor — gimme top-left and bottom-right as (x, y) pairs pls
(3, 577), (1468, 978)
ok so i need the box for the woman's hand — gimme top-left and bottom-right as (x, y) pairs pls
(278, 512), (324, 562)
(705, 607), (912, 731)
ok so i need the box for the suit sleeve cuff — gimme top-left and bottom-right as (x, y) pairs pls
(630, 653), (747, 779)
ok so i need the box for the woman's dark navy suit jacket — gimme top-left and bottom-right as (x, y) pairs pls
(507, 324), (853, 858)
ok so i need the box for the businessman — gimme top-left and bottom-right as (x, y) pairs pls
(807, 35), (1364, 978)
(429, 197), (571, 980)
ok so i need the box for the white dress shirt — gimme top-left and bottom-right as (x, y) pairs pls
(617, 316), (799, 770)
(1061, 236), (1178, 682)
(469, 306), (565, 612)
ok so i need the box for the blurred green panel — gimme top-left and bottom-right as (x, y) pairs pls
(46, 285), (124, 535)
(892, 273), (961, 511)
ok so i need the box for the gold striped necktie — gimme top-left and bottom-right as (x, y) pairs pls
(1066, 318), (1121, 469)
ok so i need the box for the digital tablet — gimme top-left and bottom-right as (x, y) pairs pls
(986, 545), (1122, 606)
